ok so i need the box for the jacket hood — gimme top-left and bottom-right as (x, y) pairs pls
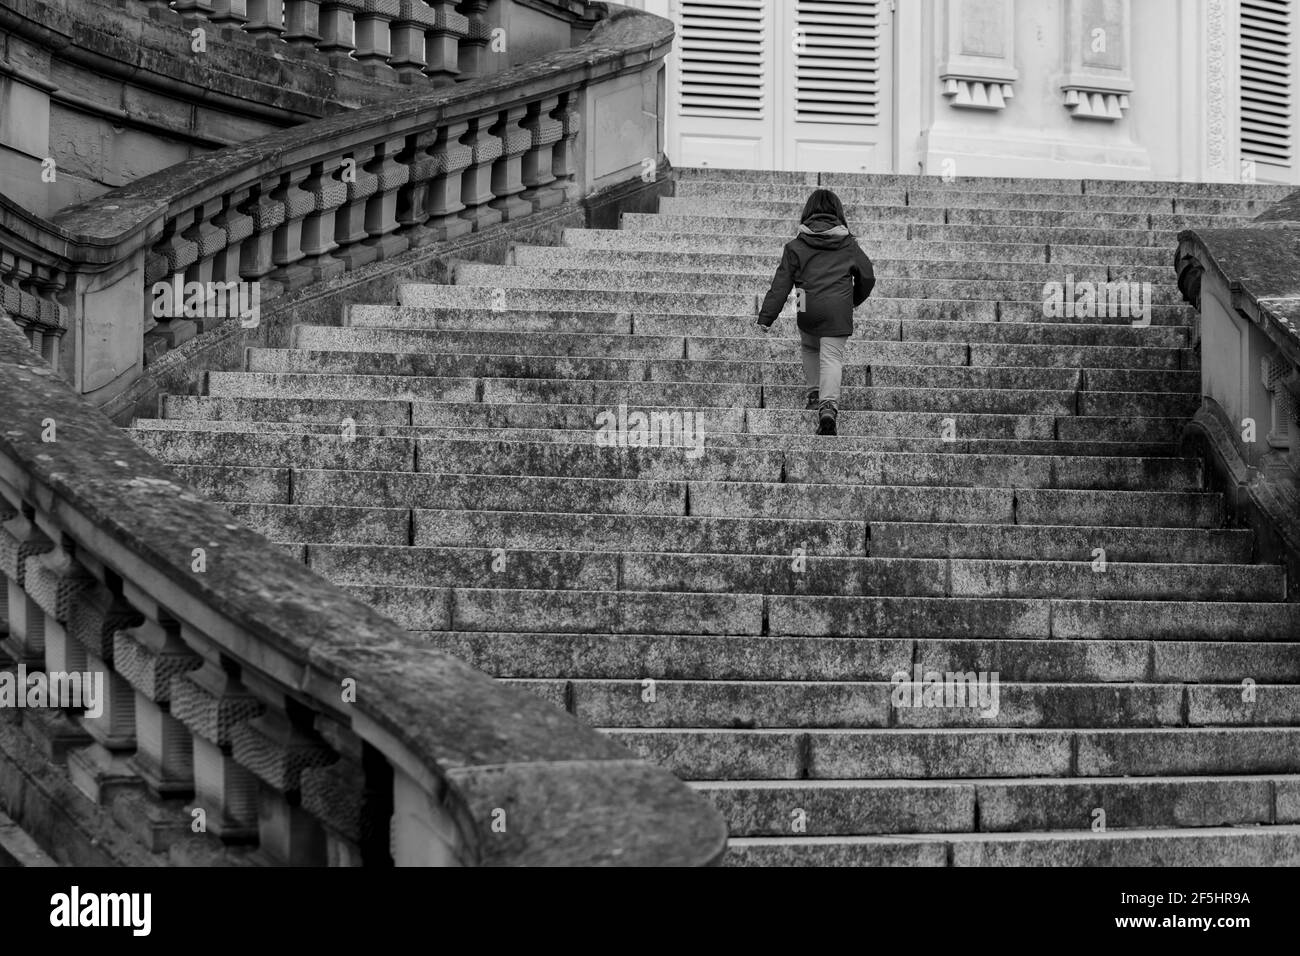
(797, 213), (852, 249)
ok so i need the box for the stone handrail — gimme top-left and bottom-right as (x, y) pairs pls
(0, 317), (727, 866)
(0, 2), (669, 406)
(1175, 190), (1300, 583)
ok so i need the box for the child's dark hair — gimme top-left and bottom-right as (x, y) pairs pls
(799, 188), (848, 226)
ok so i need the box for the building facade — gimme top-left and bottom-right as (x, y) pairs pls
(628, 0), (1295, 183)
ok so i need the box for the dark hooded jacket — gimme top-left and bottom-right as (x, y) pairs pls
(756, 189), (875, 337)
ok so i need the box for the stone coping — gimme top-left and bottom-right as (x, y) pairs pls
(1177, 188), (1300, 370)
(0, 318), (726, 866)
(1, 3), (670, 266)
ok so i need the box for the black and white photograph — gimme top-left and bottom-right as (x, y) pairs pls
(0, 0), (1295, 919)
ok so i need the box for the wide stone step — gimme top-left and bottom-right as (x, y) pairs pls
(307, 545), (1276, 600)
(621, 212), (1179, 246)
(136, 429), (1203, 489)
(328, 585), (1298, 639)
(607, 726), (1300, 779)
(426, 632), (1300, 683)
(509, 245), (1178, 286)
(722, 826), (1300, 866)
(560, 229), (1182, 267)
(695, 775), (1293, 837)
(318, 317), (1190, 350)
(449, 262), (1188, 307)
(503, 678), (1300, 729)
(654, 196), (1239, 233)
(173, 465), (1224, 526)
(397, 283), (1193, 325)
(674, 167), (1297, 200)
(671, 180), (1276, 217)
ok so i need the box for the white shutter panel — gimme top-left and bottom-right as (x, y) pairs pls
(1240, 0), (1293, 166)
(794, 0), (881, 126)
(678, 0), (766, 119)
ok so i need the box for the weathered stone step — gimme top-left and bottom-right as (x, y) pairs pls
(397, 283), (1193, 324)
(671, 180), (1276, 217)
(144, 407), (1183, 458)
(328, 583), (1298, 639)
(621, 211), (1178, 246)
(560, 228), (1181, 266)
(722, 826), (1300, 866)
(426, 632), (1300, 683)
(655, 196), (1239, 232)
(449, 261), (1188, 307)
(695, 775), (1293, 837)
(509, 245), (1177, 286)
(311, 545), (1277, 601)
(140, 429), (1204, 490)
(174, 465), (1224, 527)
(504, 678), (1300, 729)
(674, 167), (1297, 200)
(608, 726), (1300, 780)
(317, 317), (1191, 351)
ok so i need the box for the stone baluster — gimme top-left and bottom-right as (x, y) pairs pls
(333, 150), (382, 270)
(144, 215), (201, 354)
(181, 200), (229, 332)
(245, 0), (287, 43)
(229, 692), (336, 864)
(389, 1), (432, 82)
(354, 0), (400, 76)
(269, 166), (319, 291)
(238, 176), (289, 303)
(423, 1), (467, 84)
(456, 0), (490, 80)
(22, 535), (95, 759)
(65, 583), (145, 804)
(301, 718), (391, 865)
(489, 104), (534, 221)
(113, 595), (203, 801)
(552, 94), (582, 202)
(317, 0), (361, 66)
(172, 0), (216, 29)
(520, 95), (565, 211)
(209, 0), (251, 32)
(0, 505), (52, 667)
(298, 161), (349, 282)
(210, 186), (255, 288)
(171, 656), (263, 842)
(416, 121), (473, 241)
(458, 117), (503, 231)
(283, 0), (322, 50)
(363, 137), (412, 261)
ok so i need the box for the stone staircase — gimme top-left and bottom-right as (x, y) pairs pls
(130, 168), (1300, 865)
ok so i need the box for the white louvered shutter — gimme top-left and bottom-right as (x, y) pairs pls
(678, 0), (766, 119)
(794, 0), (882, 126)
(1240, 0), (1293, 168)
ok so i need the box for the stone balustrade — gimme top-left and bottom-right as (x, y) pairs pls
(0, 2), (669, 408)
(1176, 190), (1300, 585)
(0, 317), (726, 865)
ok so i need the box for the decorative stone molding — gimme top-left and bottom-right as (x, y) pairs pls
(939, 0), (1019, 111)
(1060, 0), (1134, 121)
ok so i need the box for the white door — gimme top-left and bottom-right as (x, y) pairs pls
(646, 0), (893, 172)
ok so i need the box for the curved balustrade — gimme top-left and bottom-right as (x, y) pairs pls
(0, 317), (726, 866)
(1176, 191), (1300, 583)
(0, 2), (669, 406)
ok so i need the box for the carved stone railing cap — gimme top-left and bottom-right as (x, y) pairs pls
(1178, 189), (1300, 370)
(0, 318), (726, 866)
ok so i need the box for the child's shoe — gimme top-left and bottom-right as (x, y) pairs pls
(805, 389), (819, 409)
(816, 399), (838, 436)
